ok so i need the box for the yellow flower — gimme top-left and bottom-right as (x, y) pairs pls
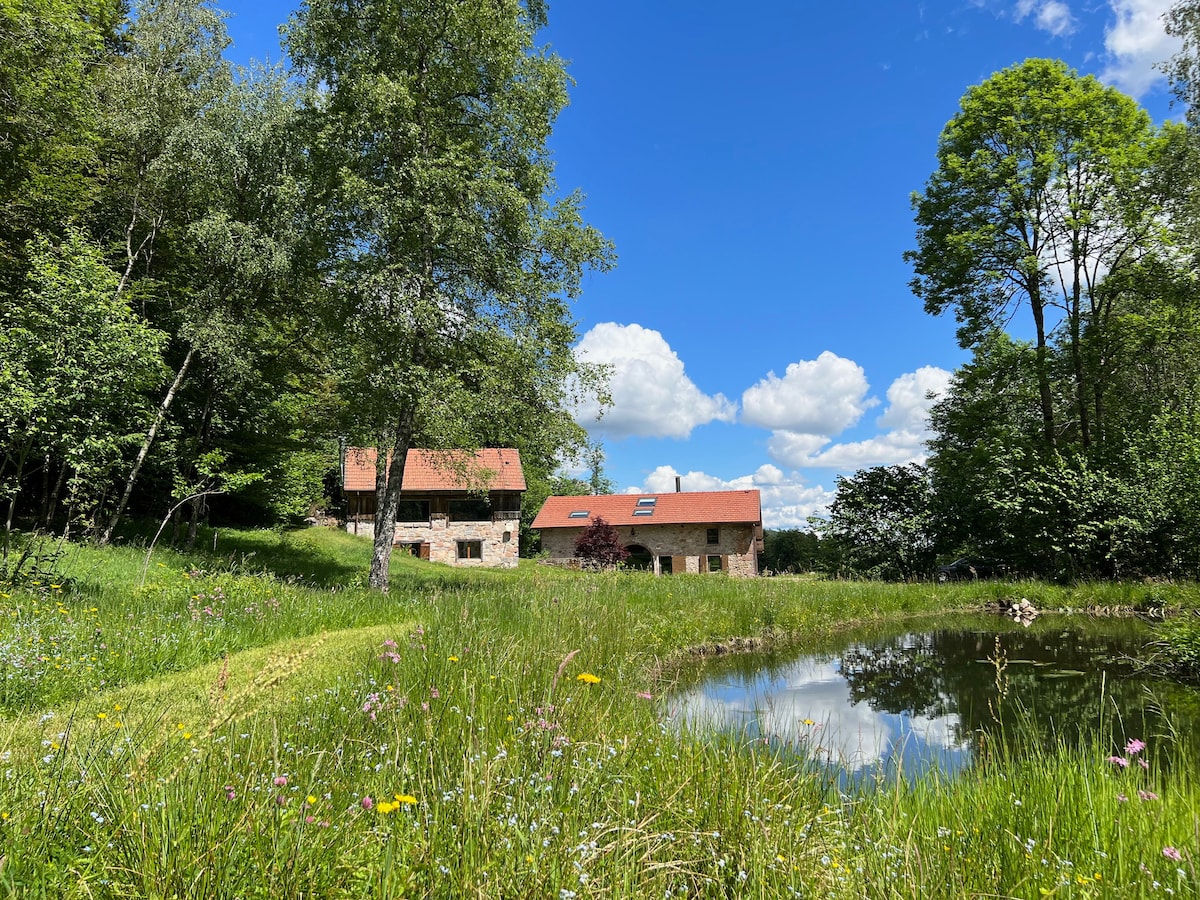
(306, 795), (318, 805)
(803, 719), (815, 726)
(576, 672), (601, 684)
(447, 656), (459, 662)
(377, 801), (398, 814)
(395, 794), (417, 804)
(96, 712), (106, 720)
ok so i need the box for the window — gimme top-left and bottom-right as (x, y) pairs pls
(457, 540), (482, 560)
(706, 527), (719, 545)
(397, 499), (430, 522)
(449, 498), (491, 522)
(568, 510), (590, 519)
(636, 497), (657, 507)
(707, 554), (723, 573)
(633, 509), (653, 517)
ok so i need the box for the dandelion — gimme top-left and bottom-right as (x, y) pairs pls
(1126, 738), (1146, 756)
(306, 795), (318, 806)
(96, 712), (106, 720)
(448, 655), (459, 662)
(803, 719), (816, 726)
(395, 794), (417, 804)
(576, 673), (601, 684)
(1164, 847), (1183, 862)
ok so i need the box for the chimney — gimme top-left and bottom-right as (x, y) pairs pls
(675, 476), (682, 493)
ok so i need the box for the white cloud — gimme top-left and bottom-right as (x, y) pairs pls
(627, 464), (836, 528)
(762, 367), (951, 472)
(802, 429), (933, 469)
(876, 366), (953, 432)
(573, 323), (737, 440)
(1013, 0), (1076, 36)
(741, 352), (877, 434)
(1100, 0), (1180, 97)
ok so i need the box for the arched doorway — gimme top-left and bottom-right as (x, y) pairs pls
(624, 544), (653, 571)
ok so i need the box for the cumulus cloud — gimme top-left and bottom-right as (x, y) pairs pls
(876, 366), (954, 432)
(1100, 0), (1179, 97)
(741, 352), (876, 434)
(573, 323), (737, 439)
(763, 367), (952, 471)
(1014, 0), (1076, 36)
(627, 464), (836, 528)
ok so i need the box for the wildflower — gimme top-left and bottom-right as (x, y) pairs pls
(361, 796), (374, 810)
(1139, 758), (1150, 770)
(1164, 847), (1183, 862)
(1106, 755), (1128, 768)
(1117, 793), (1128, 803)
(1138, 790), (1159, 801)
(96, 712), (106, 720)
(1126, 738), (1146, 756)
(306, 795), (318, 806)
(448, 656), (459, 662)
(636, 691), (653, 700)
(377, 801), (398, 814)
(802, 719), (816, 726)
(225, 786), (236, 800)
(395, 794), (417, 804)
(576, 673), (601, 684)
(274, 776), (288, 787)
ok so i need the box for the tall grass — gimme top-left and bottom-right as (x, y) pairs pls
(0, 527), (1197, 897)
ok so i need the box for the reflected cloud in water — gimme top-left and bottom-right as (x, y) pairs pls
(668, 653), (972, 775)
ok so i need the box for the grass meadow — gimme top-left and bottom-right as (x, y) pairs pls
(1, 527), (1198, 898)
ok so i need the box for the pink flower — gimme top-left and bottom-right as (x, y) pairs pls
(361, 796), (374, 810)
(274, 776), (288, 787)
(1164, 846), (1182, 862)
(1139, 758), (1150, 770)
(635, 691), (654, 700)
(1107, 755), (1129, 768)
(1117, 793), (1128, 803)
(1125, 738), (1146, 756)
(1138, 789), (1159, 801)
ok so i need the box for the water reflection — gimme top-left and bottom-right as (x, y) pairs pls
(668, 614), (1197, 777)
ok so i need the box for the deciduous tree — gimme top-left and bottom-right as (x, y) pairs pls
(286, 0), (613, 590)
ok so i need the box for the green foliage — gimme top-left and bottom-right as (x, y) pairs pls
(0, 230), (165, 539)
(286, 0), (612, 588)
(761, 528), (826, 574)
(825, 464), (935, 580)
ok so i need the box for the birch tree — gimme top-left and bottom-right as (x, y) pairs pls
(287, 0), (612, 590)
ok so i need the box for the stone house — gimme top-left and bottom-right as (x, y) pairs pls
(532, 490), (763, 576)
(343, 447), (525, 568)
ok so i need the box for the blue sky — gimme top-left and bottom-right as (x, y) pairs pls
(221, 0), (1182, 527)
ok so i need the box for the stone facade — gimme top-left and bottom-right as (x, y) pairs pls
(540, 522), (759, 576)
(348, 512), (520, 568)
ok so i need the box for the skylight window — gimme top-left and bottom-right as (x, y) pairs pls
(633, 509), (654, 517)
(569, 510), (589, 519)
(636, 497), (657, 507)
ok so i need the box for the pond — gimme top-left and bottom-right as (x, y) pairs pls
(667, 613), (1200, 778)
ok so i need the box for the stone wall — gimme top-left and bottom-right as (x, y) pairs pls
(345, 514), (520, 568)
(539, 522), (758, 576)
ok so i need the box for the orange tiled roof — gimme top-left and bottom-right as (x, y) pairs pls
(343, 448), (526, 493)
(531, 490), (761, 529)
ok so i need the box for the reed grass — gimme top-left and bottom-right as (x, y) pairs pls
(0, 527), (1198, 897)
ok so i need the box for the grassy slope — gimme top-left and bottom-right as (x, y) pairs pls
(0, 527), (1197, 898)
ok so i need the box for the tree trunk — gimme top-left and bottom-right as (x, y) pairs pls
(1030, 291), (1057, 450)
(368, 410), (417, 591)
(98, 345), (195, 546)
